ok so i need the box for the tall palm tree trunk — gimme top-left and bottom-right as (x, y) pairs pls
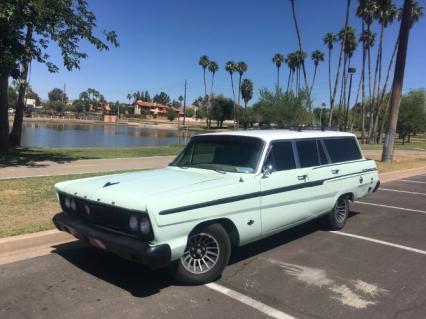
(276, 66), (280, 91)
(10, 24), (33, 147)
(309, 65), (318, 97)
(328, 47), (332, 108)
(337, 54), (348, 126)
(382, 0), (413, 162)
(286, 71), (292, 94)
(361, 40), (367, 143)
(290, 0), (311, 112)
(0, 74), (9, 149)
(230, 73), (236, 129)
(328, 0), (351, 127)
(375, 38), (399, 143)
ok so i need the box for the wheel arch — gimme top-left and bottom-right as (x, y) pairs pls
(190, 218), (240, 247)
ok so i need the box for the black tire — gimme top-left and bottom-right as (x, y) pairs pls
(327, 196), (349, 230)
(174, 223), (231, 285)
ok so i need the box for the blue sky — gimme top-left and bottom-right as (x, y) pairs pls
(29, 0), (426, 107)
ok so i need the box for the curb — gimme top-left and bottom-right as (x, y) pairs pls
(0, 229), (74, 256)
(379, 166), (426, 183)
(0, 166), (424, 259)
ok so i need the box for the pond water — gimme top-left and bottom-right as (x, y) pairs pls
(19, 122), (192, 148)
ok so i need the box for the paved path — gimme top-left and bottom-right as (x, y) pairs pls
(0, 156), (175, 180)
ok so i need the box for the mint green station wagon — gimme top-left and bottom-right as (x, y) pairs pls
(53, 130), (380, 284)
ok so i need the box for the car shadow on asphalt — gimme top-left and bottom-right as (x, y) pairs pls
(52, 241), (174, 298)
(229, 210), (360, 265)
(52, 210), (360, 298)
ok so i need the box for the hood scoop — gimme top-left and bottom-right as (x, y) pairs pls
(103, 181), (120, 188)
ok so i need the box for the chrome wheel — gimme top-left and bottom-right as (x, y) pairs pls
(334, 198), (348, 224)
(181, 233), (220, 274)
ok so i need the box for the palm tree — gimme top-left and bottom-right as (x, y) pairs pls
(225, 61), (237, 128)
(323, 32), (337, 107)
(359, 30), (376, 143)
(369, 0), (398, 143)
(241, 79), (254, 108)
(382, 0), (415, 162)
(289, 0), (311, 112)
(377, 1), (423, 143)
(198, 55), (210, 97)
(236, 61), (247, 108)
(127, 93), (132, 104)
(294, 50), (306, 97)
(198, 55), (210, 127)
(328, 0), (352, 127)
(208, 61), (219, 94)
(309, 50), (325, 96)
(272, 53), (285, 91)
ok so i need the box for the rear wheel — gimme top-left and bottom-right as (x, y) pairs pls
(327, 196), (349, 230)
(174, 223), (231, 285)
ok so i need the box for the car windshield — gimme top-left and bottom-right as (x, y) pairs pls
(170, 135), (264, 173)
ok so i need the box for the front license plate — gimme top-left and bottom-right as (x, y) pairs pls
(88, 237), (107, 250)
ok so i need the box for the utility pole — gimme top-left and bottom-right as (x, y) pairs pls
(183, 80), (187, 125)
(382, 0), (413, 162)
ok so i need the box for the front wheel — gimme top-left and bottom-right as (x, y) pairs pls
(327, 196), (349, 230)
(174, 223), (231, 285)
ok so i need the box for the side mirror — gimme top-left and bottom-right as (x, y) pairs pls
(262, 165), (273, 178)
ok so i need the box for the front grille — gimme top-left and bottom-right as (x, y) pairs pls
(58, 193), (151, 239)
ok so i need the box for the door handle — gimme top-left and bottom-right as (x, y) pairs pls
(331, 169), (340, 174)
(297, 174), (307, 181)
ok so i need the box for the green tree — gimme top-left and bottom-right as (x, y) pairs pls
(396, 90), (426, 143)
(166, 107), (177, 121)
(240, 79), (254, 108)
(198, 55), (210, 97)
(272, 53), (285, 91)
(185, 108), (195, 118)
(48, 88), (68, 102)
(210, 95), (233, 127)
(0, 0), (119, 148)
(153, 92), (170, 105)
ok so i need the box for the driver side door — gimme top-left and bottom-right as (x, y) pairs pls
(260, 140), (312, 235)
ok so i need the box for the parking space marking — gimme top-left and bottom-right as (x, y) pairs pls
(401, 179), (426, 184)
(355, 201), (426, 214)
(379, 188), (426, 196)
(330, 231), (426, 255)
(205, 282), (296, 319)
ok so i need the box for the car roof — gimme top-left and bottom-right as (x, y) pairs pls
(199, 129), (356, 142)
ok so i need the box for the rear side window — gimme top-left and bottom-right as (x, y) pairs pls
(268, 141), (296, 171)
(296, 140), (320, 168)
(324, 137), (362, 163)
(317, 140), (329, 165)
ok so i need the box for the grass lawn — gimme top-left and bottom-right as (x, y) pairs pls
(359, 135), (426, 151)
(0, 170), (138, 238)
(1, 156), (426, 238)
(0, 145), (183, 167)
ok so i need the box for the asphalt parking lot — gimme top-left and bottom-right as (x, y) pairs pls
(1, 174), (425, 319)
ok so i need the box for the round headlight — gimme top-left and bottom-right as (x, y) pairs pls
(64, 197), (71, 209)
(129, 215), (139, 232)
(139, 216), (151, 235)
(70, 198), (77, 211)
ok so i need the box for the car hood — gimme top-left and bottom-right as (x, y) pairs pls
(55, 167), (234, 210)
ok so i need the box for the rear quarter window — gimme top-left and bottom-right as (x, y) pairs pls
(323, 137), (362, 163)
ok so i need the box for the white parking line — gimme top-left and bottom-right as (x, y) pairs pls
(330, 231), (426, 256)
(401, 179), (426, 184)
(355, 201), (426, 214)
(379, 188), (426, 196)
(205, 282), (296, 319)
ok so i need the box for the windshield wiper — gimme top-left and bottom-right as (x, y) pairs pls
(213, 168), (227, 174)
